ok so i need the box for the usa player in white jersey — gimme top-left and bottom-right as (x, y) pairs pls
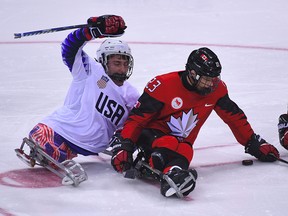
(16, 15), (139, 183)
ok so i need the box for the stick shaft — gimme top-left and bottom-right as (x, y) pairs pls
(14, 24), (89, 39)
(277, 157), (288, 164)
(269, 153), (288, 164)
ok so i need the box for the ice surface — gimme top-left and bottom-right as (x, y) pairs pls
(0, 0), (288, 215)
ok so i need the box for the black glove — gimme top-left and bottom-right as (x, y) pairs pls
(245, 134), (280, 162)
(87, 15), (126, 38)
(278, 114), (288, 149)
(111, 137), (134, 173)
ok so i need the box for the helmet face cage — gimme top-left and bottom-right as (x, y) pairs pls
(187, 70), (221, 95)
(196, 75), (221, 95)
(96, 39), (134, 81)
(102, 53), (134, 80)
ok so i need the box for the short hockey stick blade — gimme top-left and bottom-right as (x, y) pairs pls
(123, 169), (137, 179)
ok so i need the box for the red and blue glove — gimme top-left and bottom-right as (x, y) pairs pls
(111, 137), (134, 173)
(245, 134), (279, 162)
(87, 15), (126, 38)
(278, 114), (288, 150)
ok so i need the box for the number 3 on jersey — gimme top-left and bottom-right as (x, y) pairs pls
(145, 77), (161, 92)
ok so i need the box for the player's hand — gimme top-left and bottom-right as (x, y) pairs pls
(245, 134), (279, 162)
(111, 137), (134, 173)
(87, 15), (126, 38)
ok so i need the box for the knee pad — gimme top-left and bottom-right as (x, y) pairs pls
(152, 136), (193, 164)
(176, 142), (193, 163)
(29, 123), (53, 147)
(29, 123), (76, 162)
(152, 135), (179, 151)
(149, 150), (167, 171)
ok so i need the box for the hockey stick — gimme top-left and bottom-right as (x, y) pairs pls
(14, 24), (90, 39)
(274, 157), (288, 164)
(269, 153), (288, 165)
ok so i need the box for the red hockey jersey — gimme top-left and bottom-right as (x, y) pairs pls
(121, 71), (254, 146)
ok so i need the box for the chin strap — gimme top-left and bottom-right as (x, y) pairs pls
(181, 71), (196, 91)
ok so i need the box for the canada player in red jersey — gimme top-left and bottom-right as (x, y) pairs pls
(111, 47), (280, 198)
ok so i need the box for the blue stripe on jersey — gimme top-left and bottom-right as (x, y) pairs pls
(82, 52), (91, 75)
(65, 140), (99, 156)
(61, 28), (89, 72)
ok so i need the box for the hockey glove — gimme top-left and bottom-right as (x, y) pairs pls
(278, 114), (288, 150)
(111, 137), (134, 173)
(87, 15), (126, 38)
(245, 134), (279, 162)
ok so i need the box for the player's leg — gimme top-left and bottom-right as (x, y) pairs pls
(15, 123), (87, 186)
(149, 135), (197, 197)
(29, 123), (77, 162)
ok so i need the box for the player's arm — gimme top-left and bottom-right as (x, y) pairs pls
(121, 92), (164, 142)
(214, 94), (254, 144)
(111, 92), (164, 173)
(215, 94), (279, 162)
(120, 75), (165, 142)
(111, 76), (165, 173)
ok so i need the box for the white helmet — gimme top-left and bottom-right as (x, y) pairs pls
(96, 39), (134, 81)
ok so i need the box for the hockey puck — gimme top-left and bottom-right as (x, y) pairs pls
(242, 160), (253, 166)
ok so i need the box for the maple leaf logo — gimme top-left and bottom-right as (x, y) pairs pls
(167, 109), (199, 138)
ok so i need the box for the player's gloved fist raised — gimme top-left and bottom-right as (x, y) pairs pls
(111, 137), (134, 173)
(278, 114), (288, 149)
(87, 15), (126, 38)
(245, 134), (280, 162)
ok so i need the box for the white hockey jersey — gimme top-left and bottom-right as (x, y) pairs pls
(41, 41), (139, 153)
